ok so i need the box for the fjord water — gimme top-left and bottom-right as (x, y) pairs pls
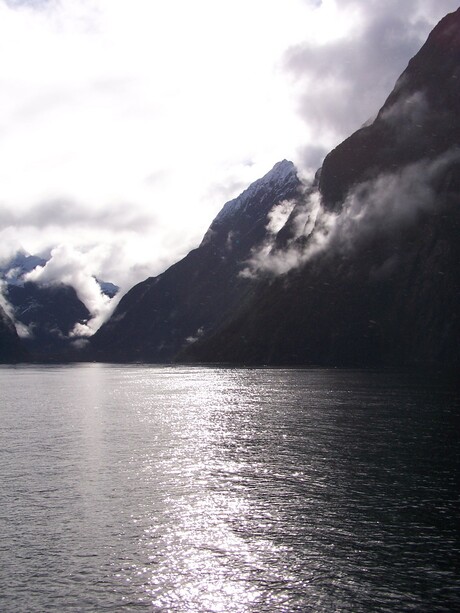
(0, 365), (458, 612)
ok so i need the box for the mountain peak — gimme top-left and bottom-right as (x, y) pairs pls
(91, 159), (301, 362)
(427, 7), (460, 49)
(0, 251), (47, 286)
(208, 160), (298, 230)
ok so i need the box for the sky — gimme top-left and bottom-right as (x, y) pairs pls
(0, 0), (458, 323)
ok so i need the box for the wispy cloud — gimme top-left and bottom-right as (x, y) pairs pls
(25, 244), (118, 335)
(244, 148), (460, 277)
(0, 280), (31, 338)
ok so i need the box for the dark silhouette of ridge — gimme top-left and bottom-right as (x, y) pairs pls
(182, 8), (460, 368)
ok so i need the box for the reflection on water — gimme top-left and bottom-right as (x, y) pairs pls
(0, 365), (459, 612)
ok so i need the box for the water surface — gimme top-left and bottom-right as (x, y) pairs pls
(0, 365), (458, 611)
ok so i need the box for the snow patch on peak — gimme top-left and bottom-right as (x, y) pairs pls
(211, 160), (298, 227)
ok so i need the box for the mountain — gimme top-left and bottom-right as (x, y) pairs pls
(0, 304), (26, 363)
(78, 8), (460, 368)
(2, 13), (459, 366)
(0, 251), (47, 285)
(0, 251), (121, 360)
(90, 160), (301, 361)
(182, 8), (460, 367)
(5, 282), (91, 358)
(318, 7), (460, 210)
(0, 253), (100, 359)
(96, 280), (119, 299)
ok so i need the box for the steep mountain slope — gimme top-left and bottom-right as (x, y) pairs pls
(319, 6), (460, 210)
(0, 304), (26, 363)
(183, 8), (460, 367)
(90, 160), (301, 361)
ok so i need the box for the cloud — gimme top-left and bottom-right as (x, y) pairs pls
(24, 244), (119, 335)
(295, 144), (330, 176)
(185, 327), (205, 345)
(380, 90), (429, 127)
(241, 188), (326, 277)
(0, 0), (456, 306)
(328, 148), (459, 245)
(244, 147), (460, 277)
(0, 0), (317, 291)
(266, 200), (298, 234)
(0, 198), (156, 232)
(4, 0), (51, 7)
(0, 280), (32, 338)
(283, 0), (459, 153)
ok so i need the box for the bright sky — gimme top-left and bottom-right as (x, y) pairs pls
(0, 0), (458, 294)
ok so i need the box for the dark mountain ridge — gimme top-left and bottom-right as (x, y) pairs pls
(319, 7), (460, 209)
(0, 252), (117, 360)
(0, 304), (26, 363)
(90, 160), (301, 361)
(182, 8), (460, 367)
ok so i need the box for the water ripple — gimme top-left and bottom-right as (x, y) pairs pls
(0, 365), (458, 612)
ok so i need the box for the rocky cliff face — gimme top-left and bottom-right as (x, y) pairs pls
(183, 8), (460, 367)
(90, 160), (301, 361)
(0, 304), (26, 363)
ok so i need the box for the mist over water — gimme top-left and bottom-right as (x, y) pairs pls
(0, 365), (458, 612)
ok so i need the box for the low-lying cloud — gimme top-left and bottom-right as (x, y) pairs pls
(244, 147), (460, 277)
(25, 244), (119, 336)
(0, 280), (32, 338)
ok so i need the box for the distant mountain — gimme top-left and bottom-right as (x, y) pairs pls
(5, 282), (91, 358)
(183, 8), (460, 367)
(90, 160), (301, 361)
(0, 252), (118, 360)
(96, 280), (119, 299)
(0, 251), (47, 285)
(0, 304), (26, 363)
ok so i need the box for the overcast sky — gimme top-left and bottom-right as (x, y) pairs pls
(0, 0), (458, 292)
